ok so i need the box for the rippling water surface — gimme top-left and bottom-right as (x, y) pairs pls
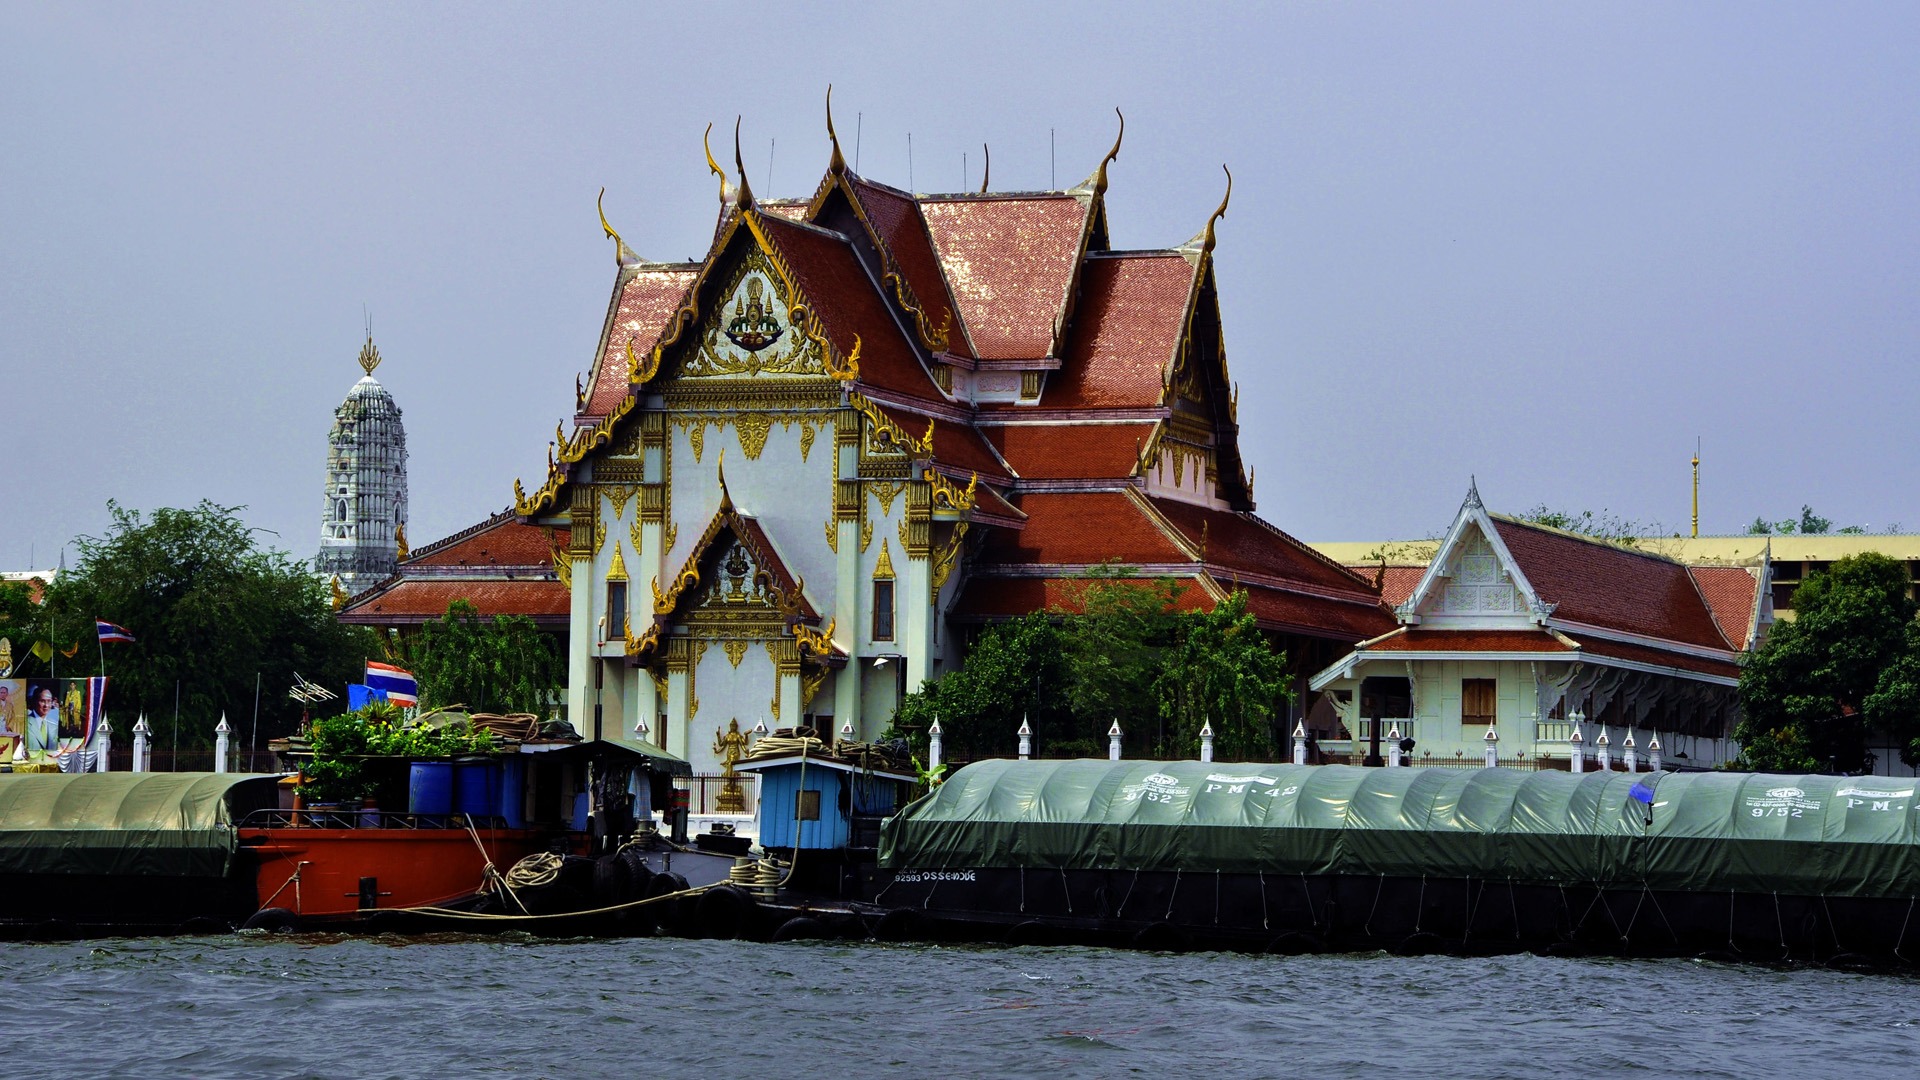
(6, 935), (1918, 1079)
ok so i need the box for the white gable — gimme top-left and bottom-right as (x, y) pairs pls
(1397, 484), (1553, 629)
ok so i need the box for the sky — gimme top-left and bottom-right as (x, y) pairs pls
(3, 2), (1917, 572)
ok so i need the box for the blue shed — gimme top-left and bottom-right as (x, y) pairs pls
(737, 754), (917, 851)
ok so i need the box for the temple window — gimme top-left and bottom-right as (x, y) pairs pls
(606, 581), (627, 641)
(873, 579), (895, 641)
(1462, 679), (1497, 725)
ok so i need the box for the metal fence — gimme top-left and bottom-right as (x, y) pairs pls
(104, 749), (283, 773)
(681, 772), (758, 815)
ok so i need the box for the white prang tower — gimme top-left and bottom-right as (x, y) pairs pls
(318, 333), (409, 598)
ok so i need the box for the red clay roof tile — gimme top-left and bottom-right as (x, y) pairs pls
(1491, 517), (1733, 650)
(984, 422), (1155, 479)
(1365, 629), (1572, 653)
(585, 266), (698, 418)
(1688, 566), (1761, 650)
(850, 178), (971, 360)
(977, 491), (1189, 566)
(340, 580), (570, 624)
(921, 195), (1089, 360)
(1148, 496), (1378, 598)
(1048, 254), (1194, 409)
(407, 514), (559, 567)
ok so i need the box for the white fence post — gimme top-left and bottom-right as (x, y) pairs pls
(1569, 726), (1584, 774)
(94, 715), (113, 773)
(132, 714), (150, 772)
(1483, 726), (1499, 769)
(214, 713), (232, 773)
(1292, 721), (1307, 766)
(1596, 732), (1612, 772)
(1107, 719), (1123, 762)
(1387, 725), (1403, 768)
(1648, 733), (1662, 773)
(928, 718), (943, 773)
(1623, 730), (1638, 773)
(1199, 721), (1214, 763)
(1017, 715), (1032, 761)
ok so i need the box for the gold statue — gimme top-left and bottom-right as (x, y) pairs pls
(712, 718), (750, 813)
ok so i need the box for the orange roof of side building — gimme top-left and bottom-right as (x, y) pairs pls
(339, 511), (569, 628)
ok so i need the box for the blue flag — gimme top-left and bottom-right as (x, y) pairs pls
(347, 683), (389, 711)
(1629, 780), (1656, 805)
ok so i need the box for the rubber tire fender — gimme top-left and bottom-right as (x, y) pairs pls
(242, 907), (301, 934)
(772, 916), (828, 943)
(696, 884), (758, 941)
(650, 872), (692, 936)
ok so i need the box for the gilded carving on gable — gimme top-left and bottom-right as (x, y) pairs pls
(681, 253), (828, 379)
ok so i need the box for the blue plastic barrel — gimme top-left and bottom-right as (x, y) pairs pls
(498, 756), (527, 829)
(454, 759), (498, 818)
(408, 761), (454, 815)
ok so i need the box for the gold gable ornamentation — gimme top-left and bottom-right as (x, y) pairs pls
(932, 522), (970, 591)
(723, 639), (749, 668)
(802, 669), (827, 709)
(607, 544), (628, 582)
(848, 391), (933, 457)
(873, 539), (895, 580)
(928, 471), (978, 513)
(735, 414), (773, 460)
(793, 618), (836, 660)
(680, 253), (829, 379)
(824, 515), (838, 553)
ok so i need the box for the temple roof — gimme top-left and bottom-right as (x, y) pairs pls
(921, 193), (1091, 361)
(1488, 516), (1736, 651)
(338, 511), (568, 628)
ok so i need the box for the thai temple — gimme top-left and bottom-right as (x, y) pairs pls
(319, 334), (410, 598)
(342, 105), (1786, 776)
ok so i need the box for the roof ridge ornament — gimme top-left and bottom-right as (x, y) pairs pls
(980, 143), (990, 194)
(597, 188), (642, 268)
(703, 123), (733, 206)
(732, 116), (754, 209)
(357, 329), (382, 377)
(1200, 165), (1231, 254)
(1465, 475), (1483, 510)
(1086, 108), (1124, 197)
(826, 85), (847, 176)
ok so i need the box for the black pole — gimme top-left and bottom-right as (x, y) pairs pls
(1364, 708), (1384, 768)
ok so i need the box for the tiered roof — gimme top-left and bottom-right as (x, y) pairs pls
(494, 110), (1398, 646)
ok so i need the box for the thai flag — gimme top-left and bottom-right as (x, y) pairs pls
(364, 662), (418, 707)
(96, 620), (136, 643)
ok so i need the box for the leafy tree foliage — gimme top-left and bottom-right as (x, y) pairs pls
(37, 501), (376, 749)
(1733, 553), (1919, 773)
(405, 599), (562, 715)
(892, 613), (1070, 761)
(1157, 592), (1295, 761)
(1518, 505), (1658, 546)
(894, 566), (1295, 763)
(1744, 505), (1861, 535)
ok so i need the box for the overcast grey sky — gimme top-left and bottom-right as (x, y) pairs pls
(3, 2), (1916, 570)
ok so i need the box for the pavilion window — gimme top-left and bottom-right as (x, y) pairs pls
(1462, 679), (1497, 726)
(873, 579), (895, 641)
(606, 581), (627, 641)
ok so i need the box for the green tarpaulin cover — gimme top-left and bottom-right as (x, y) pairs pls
(879, 761), (1920, 900)
(0, 772), (280, 878)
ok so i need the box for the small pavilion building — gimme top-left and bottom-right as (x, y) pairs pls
(1309, 484), (1770, 769)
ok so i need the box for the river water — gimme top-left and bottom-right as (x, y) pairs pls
(5, 935), (1916, 1078)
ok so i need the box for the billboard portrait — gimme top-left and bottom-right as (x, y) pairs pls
(22, 681), (64, 754)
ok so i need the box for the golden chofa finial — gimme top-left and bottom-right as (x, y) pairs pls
(826, 85), (847, 176)
(704, 123), (733, 205)
(1201, 165), (1231, 255)
(980, 143), (990, 194)
(1091, 108), (1124, 197)
(732, 116), (754, 209)
(598, 187), (641, 268)
(357, 331), (382, 376)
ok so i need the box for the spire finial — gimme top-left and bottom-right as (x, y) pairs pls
(703, 123), (732, 205)
(597, 187), (641, 268)
(1200, 164), (1232, 254)
(732, 116), (754, 209)
(826, 85), (846, 176)
(1465, 475), (1482, 509)
(980, 143), (990, 194)
(1092, 108), (1124, 197)
(716, 446), (732, 510)
(357, 328), (382, 376)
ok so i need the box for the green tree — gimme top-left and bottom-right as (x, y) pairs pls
(406, 599), (562, 715)
(1746, 505), (1844, 535)
(39, 501), (375, 751)
(1055, 563), (1184, 752)
(1155, 591), (1294, 760)
(892, 613), (1069, 762)
(0, 579), (47, 673)
(1733, 553), (1918, 773)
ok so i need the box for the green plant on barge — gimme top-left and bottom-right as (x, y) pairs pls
(300, 703), (498, 802)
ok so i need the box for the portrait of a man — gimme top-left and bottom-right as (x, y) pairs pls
(23, 682), (62, 754)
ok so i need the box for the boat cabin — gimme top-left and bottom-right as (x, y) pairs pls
(736, 753), (916, 852)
